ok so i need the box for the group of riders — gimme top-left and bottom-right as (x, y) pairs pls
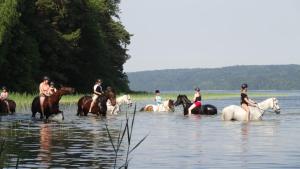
(1, 75), (256, 121)
(1, 76), (104, 115)
(155, 83), (256, 121)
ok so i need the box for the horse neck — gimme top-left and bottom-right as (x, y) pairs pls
(117, 95), (126, 104)
(50, 90), (65, 103)
(181, 97), (191, 109)
(258, 98), (273, 111)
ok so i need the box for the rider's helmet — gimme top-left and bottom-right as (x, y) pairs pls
(241, 83), (248, 89)
(2, 86), (7, 90)
(155, 89), (160, 94)
(96, 79), (102, 83)
(195, 87), (200, 92)
(43, 76), (50, 81)
(50, 82), (55, 86)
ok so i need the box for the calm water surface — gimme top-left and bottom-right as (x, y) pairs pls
(1, 91), (300, 169)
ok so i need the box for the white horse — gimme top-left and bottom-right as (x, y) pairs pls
(222, 98), (280, 121)
(140, 100), (175, 112)
(107, 94), (132, 114)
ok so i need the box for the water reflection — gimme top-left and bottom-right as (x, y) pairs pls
(38, 124), (52, 167)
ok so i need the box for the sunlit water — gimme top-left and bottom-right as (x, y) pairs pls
(1, 91), (300, 169)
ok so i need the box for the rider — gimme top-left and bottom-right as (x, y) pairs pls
(154, 90), (162, 105)
(188, 87), (202, 115)
(88, 79), (103, 113)
(49, 82), (57, 95)
(0, 86), (10, 113)
(240, 83), (257, 121)
(39, 76), (51, 116)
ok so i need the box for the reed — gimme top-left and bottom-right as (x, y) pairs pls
(105, 105), (148, 168)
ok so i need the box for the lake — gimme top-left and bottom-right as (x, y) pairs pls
(1, 91), (300, 169)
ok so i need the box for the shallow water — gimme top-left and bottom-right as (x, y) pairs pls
(1, 91), (300, 169)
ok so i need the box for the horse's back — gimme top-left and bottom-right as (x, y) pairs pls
(202, 104), (217, 115)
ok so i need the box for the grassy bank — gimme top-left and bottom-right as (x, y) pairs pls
(7, 91), (287, 108)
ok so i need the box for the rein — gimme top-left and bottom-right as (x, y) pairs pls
(256, 98), (276, 116)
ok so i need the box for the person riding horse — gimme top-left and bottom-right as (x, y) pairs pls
(39, 76), (51, 116)
(88, 79), (104, 114)
(0, 86), (10, 113)
(240, 83), (257, 121)
(188, 87), (202, 115)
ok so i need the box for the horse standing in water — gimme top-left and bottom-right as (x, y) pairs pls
(107, 94), (132, 114)
(77, 87), (117, 116)
(174, 95), (217, 115)
(139, 100), (175, 112)
(221, 98), (280, 121)
(0, 99), (16, 114)
(31, 87), (75, 120)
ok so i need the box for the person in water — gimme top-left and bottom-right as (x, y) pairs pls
(39, 76), (51, 116)
(240, 83), (257, 121)
(0, 86), (10, 112)
(188, 87), (202, 115)
(88, 79), (103, 113)
(154, 90), (162, 105)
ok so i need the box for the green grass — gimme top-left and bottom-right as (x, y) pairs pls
(7, 91), (287, 107)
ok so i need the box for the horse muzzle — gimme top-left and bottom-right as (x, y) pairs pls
(275, 109), (281, 114)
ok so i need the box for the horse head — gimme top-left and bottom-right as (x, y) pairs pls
(104, 86), (117, 106)
(271, 98), (281, 114)
(167, 99), (175, 112)
(174, 95), (190, 106)
(57, 86), (75, 95)
(124, 94), (133, 107)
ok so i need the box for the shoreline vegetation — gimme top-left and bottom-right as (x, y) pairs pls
(9, 91), (288, 108)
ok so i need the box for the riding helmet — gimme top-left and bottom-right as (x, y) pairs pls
(155, 89), (160, 93)
(2, 86), (7, 90)
(195, 87), (200, 92)
(43, 76), (50, 81)
(241, 83), (248, 89)
(50, 82), (55, 86)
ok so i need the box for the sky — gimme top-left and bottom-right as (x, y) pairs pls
(119, 0), (300, 72)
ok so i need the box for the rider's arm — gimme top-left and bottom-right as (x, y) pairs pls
(244, 98), (256, 106)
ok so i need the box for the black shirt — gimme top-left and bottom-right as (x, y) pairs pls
(241, 93), (248, 105)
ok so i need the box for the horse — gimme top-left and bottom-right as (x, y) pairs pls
(77, 88), (117, 116)
(31, 87), (75, 120)
(0, 99), (16, 114)
(221, 97), (280, 121)
(174, 95), (217, 115)
(107, 94), (132, 114)
(139, 100), (175, 112)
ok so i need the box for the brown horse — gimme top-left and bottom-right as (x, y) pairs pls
(31, 87), (75, 120)
(77, 87), (116, 116)
(0, 99), (16, 114)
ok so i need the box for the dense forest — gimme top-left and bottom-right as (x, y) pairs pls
(0, 0), (131, 93)
(128, 65), (300, 91)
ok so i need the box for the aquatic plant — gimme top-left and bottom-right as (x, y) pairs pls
(105, 104), (148, 169)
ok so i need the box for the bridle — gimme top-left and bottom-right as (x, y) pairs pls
(256, 98), (279, 116)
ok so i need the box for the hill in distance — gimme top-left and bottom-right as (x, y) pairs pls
(127, 64), (300, 92)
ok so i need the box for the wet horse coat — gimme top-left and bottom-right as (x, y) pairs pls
(140, 100), (175, 112)
(31, 87), (75, 120)
(77, 89), (116, 116)
(0, 99), (16, 114)
(174, 95), (217, 115)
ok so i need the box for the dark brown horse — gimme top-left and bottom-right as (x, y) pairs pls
(77, 87), (116, 116)
(0, 99), (16, 114)
(31, 87), (75, 120)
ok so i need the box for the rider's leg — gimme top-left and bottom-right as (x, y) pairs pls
(188, 103), (196, 115)
(4, 100), (10, 113)
(40, 96), (45, 117)
(242, 104), (250, 121)
(89, 95), (98, 113)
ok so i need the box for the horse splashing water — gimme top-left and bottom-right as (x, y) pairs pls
(140, 100), (175, 112)
(107, 94), (132, 114)
(77, 87), (117, 116)
(31, 87), (75, 120)
(174, 95), (217, 115)
(221, 97), (280, 121)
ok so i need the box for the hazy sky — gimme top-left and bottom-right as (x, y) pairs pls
(119, 0), (300, 72)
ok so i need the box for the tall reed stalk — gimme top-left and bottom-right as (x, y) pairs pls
(105, 104), (148, 169)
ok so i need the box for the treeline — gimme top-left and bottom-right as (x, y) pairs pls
(0, 0), (130, 93)
(128, 65), (300, 91)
